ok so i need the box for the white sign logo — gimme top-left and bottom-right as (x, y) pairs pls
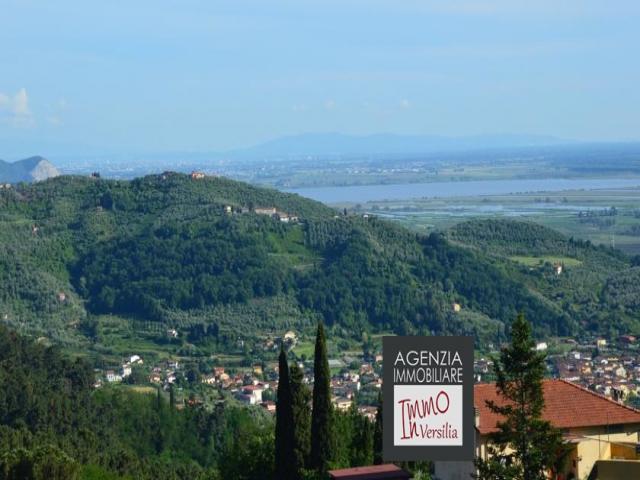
(393, 385), (463, 446)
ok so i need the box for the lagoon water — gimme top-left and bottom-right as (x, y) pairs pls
(287, 178), (640, 204)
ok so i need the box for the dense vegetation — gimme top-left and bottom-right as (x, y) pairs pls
(0, 324), (393, 479)
(1, 174), (638, 354)
(448, 219), (640, 337)
(0, 323), (276, 479)
(75, 215), (296, 316)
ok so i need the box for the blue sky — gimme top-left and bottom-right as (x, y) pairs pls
(1, 0), (639, 156)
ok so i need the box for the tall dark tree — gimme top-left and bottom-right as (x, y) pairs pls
(156, 387), (162, 411)
(310, 321), (333, 474)
(154, 387), (165, 454)
(169, 384), (176, 410)
(373, 392), (383, 465)
(476, 313), (568, 480)
(290, 362), (311, 475)
(275, 347), (296, 480)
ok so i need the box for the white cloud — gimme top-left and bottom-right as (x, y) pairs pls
(13, 88), (30, 116)
(47, 116), (63, 126)
(399, 99), (411, 109)
(324, 99), (336, 110)
(0, 88), (35, 128)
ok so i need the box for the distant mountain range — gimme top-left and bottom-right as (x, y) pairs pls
(226, 132), (573, 160)
(3, 132), (578, 169)
(0, 156), (60, 183)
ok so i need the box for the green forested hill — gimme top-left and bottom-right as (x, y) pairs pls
(0, 175), (637, 351)
(448, 218), (640, 337)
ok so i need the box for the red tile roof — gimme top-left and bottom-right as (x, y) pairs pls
(329, 464), (410, 480)
(475, 379), (640, 435)
(242, 385), (263, 391)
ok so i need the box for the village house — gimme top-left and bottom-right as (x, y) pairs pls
(333, 397), (353, 411)
(129, 355), (143, 365)
(121, 364), (132, 378)
(360, 363), (374, 375)
(619, 335), (637, 345)
(331, 380), (358, 400)
(275, 211), (298, 223)
(434, 379), (640, 480)
(535, 341), (548, 351)
(358, 406), (378, 422)
(190, 171), (205, 179)
(261, 401), (276, 414)
(166, 328), (178, 338)
(254, 207), (277, 216)
(105, 370), (122, 383)
(237, 385), (264, 405)
(283, 330), (298, 349)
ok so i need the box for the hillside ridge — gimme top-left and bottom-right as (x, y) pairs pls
(0, 174), (637, 351)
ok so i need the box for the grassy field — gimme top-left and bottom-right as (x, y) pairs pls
(125, 385), (157, 395)
(293, 340), (315, 358)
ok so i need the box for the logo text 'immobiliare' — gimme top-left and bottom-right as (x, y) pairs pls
(383, 336), (474, 461)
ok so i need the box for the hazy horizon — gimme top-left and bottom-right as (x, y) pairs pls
(2, 1), (639, 157)
(2, 131), (634, 165)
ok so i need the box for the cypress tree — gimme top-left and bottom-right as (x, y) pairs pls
(310, 321), (332, 474)
(290, 362), (311, 475)
(169, 384), (175, 410)
(373, 392), (383, 465)
(276, 347), (296, 480)
(476, 313), (569, 480)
